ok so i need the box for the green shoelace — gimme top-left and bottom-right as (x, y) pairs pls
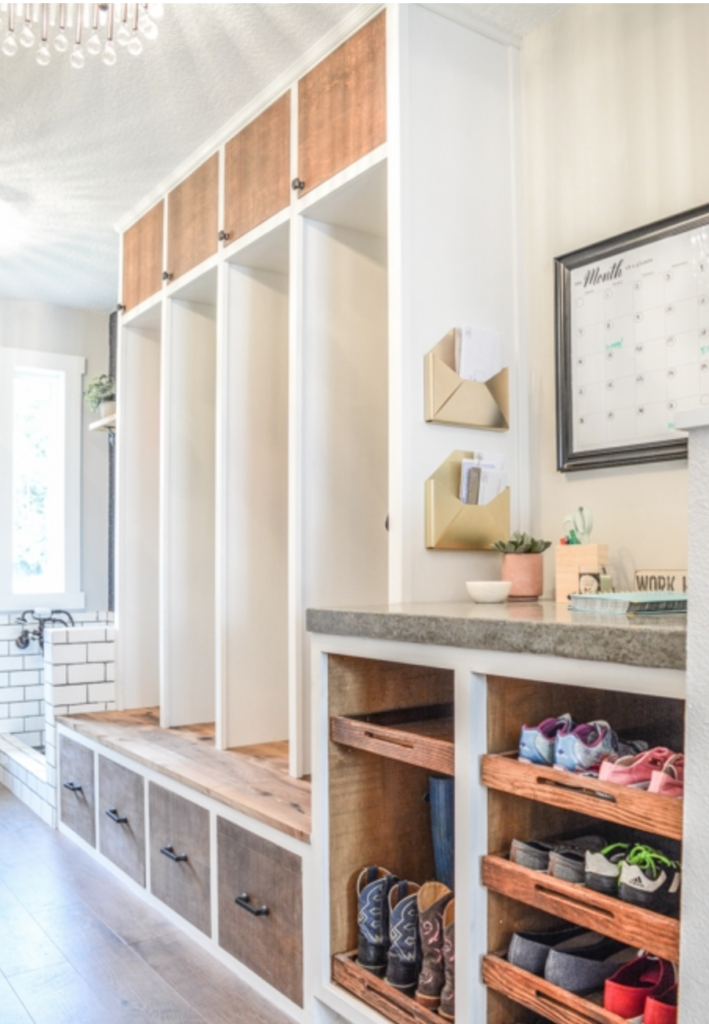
(624, 843), (679, 879)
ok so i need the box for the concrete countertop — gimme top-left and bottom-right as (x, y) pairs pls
(306, 601), (687, 670)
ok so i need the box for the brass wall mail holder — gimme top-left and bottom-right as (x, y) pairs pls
(424, 329), (509, 430)
(425, 450), (511, 550)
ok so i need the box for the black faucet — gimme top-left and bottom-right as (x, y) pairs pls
(15, 609), (76, 653)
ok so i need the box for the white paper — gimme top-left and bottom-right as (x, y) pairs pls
(455, 325), (504, 383)
(478, 469), (508, 505)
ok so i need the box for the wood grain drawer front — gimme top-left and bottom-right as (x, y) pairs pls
(298, 11), (386, 196)
(149, 783), (211, 936)
(167, 154), (219, 282)
(224, 93), (291, 243)
(59, 735), (95, 847)
(122, 201), (164, 312)
(98, 756), (146, 887)
(217, 816), (303, 1006)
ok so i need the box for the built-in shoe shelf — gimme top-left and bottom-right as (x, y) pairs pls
(482, 953), (630, 1024)
(482, 854), (680, 963)
(330, 703), (454, 775)
(481, 753), (683, 841)
(332, 951), (442, 1024)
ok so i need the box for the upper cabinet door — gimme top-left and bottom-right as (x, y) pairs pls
(122, 201), (164, 313)
(167, 154), (219, 282)
(224, 94), (291, 243)
(298, 12), (386, 196)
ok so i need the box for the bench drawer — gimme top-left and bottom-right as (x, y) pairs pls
(98, 756), (146, 886)
(59, 734), (95, 847)
(217, 816), (303, 1006)
(149, 783), (211, 936)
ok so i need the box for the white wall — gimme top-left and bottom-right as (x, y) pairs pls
(522, 3), (709, 593)
(0, 297), (110, 609)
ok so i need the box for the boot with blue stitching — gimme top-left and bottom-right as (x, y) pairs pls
(385, 880), (421, 993)
(356, 866), (398, 976)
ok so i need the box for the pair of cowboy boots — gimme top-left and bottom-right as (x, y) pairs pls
(415, 881), (455, 1018)
(356, 867), (421, 992)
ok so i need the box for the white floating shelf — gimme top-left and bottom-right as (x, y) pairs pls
(88, 414), (116, 433)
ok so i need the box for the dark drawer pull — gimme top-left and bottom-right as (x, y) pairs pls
(160, 845), (188, 863)
(63, 781), (82, 792)
(105, 808), (128, 824)
(235, 893), (269, 917)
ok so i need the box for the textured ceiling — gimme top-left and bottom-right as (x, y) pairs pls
(0, 3), (567, 313)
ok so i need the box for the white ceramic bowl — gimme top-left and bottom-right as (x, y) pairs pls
(466, 580), (512, 603)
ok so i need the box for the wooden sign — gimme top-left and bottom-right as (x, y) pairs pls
(635, 570), (688, 593)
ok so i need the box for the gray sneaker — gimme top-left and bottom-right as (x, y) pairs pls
(509, 838), (555, 872)
(507, 926), (602, 977)
(544, 937), (637, 995)
(548, 835), (607, 884)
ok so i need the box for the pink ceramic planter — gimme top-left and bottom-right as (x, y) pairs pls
(500, 553), (543, 601)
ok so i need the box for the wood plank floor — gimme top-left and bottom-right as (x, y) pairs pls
(58, 709), (311, 842)
(0, 786), (294, 1024)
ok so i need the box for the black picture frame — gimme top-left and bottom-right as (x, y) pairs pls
(555, 203), (709, 471)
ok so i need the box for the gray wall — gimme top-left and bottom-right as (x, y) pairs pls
(0, 297), (110, 611)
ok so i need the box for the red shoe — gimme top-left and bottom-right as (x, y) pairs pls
(644, 982), (678, 1024)
(599, 747), (674, 789)
(604, 955), (675, 1019)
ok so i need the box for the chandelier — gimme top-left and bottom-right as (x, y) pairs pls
(0, 3), (163, 67)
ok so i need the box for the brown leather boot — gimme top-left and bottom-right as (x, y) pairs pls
(439, 899), (455, 1020)
(414, 881), (453, 1009)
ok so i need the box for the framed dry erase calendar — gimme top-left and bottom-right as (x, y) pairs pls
(555, 203), (709, 471)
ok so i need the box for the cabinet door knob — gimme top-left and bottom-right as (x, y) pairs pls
(63, 781), (82, 792)
(105, 808), (128, 824)
(235, 893), (269, 916)
(160, 844), (188, 862)
(218, 230), (230, 242)
(116, 303), (126, 313)
(162, 271), (173, 282)
(291, 178), (305, 191)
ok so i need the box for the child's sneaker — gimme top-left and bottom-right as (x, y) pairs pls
(648, 753), (684, 798)
(519, 714), (574, 766)
(599, 747), (674, 788)
(618, 845), (681, 913)
(585, 842), (631, 895)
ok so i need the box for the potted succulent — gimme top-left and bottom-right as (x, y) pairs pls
(84, 374), (116, 419)
(493, 531), (552, 602)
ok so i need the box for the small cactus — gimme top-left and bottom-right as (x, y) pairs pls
(493, 531), (551, 555)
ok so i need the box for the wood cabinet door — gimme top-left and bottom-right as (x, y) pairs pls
(149, 783), (211, 936)
(224, 94), (291, 243)
(59, 735), (95, 847)
(167, 154), (219, 282)
(217, 816), (303, 1006)
(298, 12), (386, 196)
(98, 756), (146, 886)
(122, 201), (164, 313)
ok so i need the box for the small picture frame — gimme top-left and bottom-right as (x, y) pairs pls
(554, 203), (709, 471)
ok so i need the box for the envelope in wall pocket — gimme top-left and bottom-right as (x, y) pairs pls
(425, 450), (511, 550)
(424, 330), (509, 430)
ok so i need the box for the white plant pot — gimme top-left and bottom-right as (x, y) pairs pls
(99, 401), (116, 419)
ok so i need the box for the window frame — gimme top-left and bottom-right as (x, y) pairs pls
(0, 347), (86, 611)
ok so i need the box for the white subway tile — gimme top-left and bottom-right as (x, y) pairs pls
(22, 654), (44, 670)
(50, 645), (87, 665)
(67, 663), (105, 685)
(105, 662), (115, 681)
(0, 687), (27, 703)
(0, 625), (23, 641)
(0, 706), (8, 719)
(0, 673), (9, 687)
(87, 642), (114, 663)
(105, 626), (116, 641)
(0, 643), (7, 657)
(24, 685), (44, 701)
(105, 702), (116, 711)
(44, 665), (67, 687)
(87, 682), (115, 703)
(65, 627), (106, 644)
(67, 703), (105, 714)
(51, 684), (87, 705)
(44, 628), (66, 644)
(23, 716), (46, 733)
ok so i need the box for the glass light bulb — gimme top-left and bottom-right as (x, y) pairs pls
(2, 33), (17, 56)
(138, 13), (157, 41)
(127, 32), (142, 56)
(36, 43), (51, 65)
(86, 31), (101, 56)
(150, 3), (164, 19)
(102, 40), (116, 65)
(19, 24), (34, 48)
(69, 45), (85, 69)
(54, 31), (68, 52)
(116, 21), (131, 46)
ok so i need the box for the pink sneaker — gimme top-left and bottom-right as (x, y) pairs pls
(648, 753), (684, 798)
(598, 747), (674, 789)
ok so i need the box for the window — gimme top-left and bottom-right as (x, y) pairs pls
(0, 348), (85, 611)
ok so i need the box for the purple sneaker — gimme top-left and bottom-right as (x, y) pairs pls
(519, 714), (575, 766)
